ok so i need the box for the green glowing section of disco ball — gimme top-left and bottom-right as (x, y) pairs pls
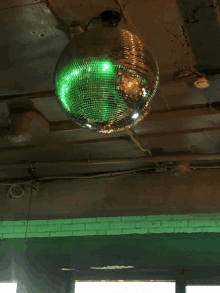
(55, 56), (148, 123)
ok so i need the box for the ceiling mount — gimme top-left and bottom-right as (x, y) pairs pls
(99, 10), (122, 27)
(8, 111), (49, 144)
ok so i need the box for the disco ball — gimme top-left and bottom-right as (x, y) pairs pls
(55, 27), (159, 133)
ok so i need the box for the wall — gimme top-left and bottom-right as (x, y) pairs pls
(0, 170), (220, 220)
(1, 214), (220, 292)
(1, 170), (220, 292)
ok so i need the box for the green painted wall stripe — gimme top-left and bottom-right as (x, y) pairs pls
(1, 213), (220, 239)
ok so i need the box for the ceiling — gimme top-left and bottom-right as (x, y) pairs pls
(1, 1), (220, 288)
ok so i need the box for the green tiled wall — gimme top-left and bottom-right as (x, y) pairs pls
(0, 213), (220, 239)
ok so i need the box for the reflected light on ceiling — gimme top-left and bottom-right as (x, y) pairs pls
(90, 265), (135, 270)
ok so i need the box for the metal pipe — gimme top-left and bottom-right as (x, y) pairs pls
(0, 90), (55, 103)
(1, 153), (220, 170)
(191, 165), (220, 169)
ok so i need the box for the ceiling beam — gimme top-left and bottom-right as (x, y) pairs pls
(1, 104), (220, 153)
(1, 120), (220, 153)
(1, 152), (220, 169)
(49, 104), (220, 133)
